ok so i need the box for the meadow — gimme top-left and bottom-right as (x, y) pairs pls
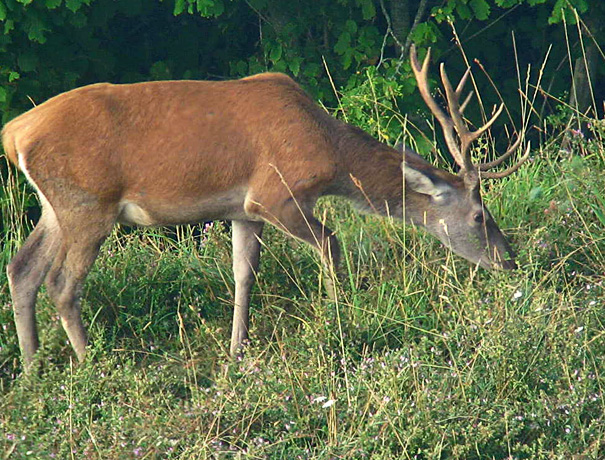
(0, 91), (604, 459)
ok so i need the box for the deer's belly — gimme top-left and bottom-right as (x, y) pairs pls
(117, 187), (253, 226)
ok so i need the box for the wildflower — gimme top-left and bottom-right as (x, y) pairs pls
(570, 128), (584, 138)
(512, 290), (523, 300)
(544, 200), (557, 215)
(322, 399), (336, 408)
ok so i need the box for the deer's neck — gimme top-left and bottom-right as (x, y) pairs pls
(331, 123), (430, 225)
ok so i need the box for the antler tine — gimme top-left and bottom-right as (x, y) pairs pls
(459, 90), (474, 114)
(472, 103), (505, 139)
(439, 64), (475, 172)
(479, 134), (523, 171)
(480, 141), (531, 179)
(456, 68), (471, 99)
(409, 44), (467, 171)
(441, 63), (507, 172)
(409, 46), (449, 127)
(410, 44), (528, 182)
(447, 64), (504, 135)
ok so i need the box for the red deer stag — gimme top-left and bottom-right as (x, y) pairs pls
(3, 45), (528, 371)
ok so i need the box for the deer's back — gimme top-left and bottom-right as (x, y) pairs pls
(2, 74), (341, 200)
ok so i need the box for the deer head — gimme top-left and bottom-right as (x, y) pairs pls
(406, 44), (530, 270)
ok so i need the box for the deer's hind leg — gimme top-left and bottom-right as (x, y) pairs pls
(44, 201), (117, 364)
(7, 203), (62, 371)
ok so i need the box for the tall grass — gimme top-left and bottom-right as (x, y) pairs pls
(1, 46), (605, 459)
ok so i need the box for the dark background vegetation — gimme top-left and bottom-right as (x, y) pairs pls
(0, 0), (602, 122)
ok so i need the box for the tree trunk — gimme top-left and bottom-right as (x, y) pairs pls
(569, 44), (599, 117)
(561, 16), (600, 152)
(390, 0), (410, 49)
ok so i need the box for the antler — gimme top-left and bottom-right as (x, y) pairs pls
(479, 138), (531, 179)
(410, 44), (529, 181)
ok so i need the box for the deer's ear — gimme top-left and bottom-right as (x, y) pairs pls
(401, 162), (452, 197)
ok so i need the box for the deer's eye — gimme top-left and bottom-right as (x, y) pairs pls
(473, 211), (484, 224)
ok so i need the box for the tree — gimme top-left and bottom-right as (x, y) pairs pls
(0, 0), (602, 136)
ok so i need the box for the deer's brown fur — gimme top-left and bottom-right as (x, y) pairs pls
(3, 57), (523, 370)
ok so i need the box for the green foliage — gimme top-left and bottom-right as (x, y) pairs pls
(0, 0), (600, 132)
(173, 0), (224, 17)
(548, 0), (588, 24)
(432, 0), (492, 22)
(431, 0), (591, 28)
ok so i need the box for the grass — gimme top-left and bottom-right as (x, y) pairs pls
(1, 46), (605, 456)
(0, 142), (604, 458)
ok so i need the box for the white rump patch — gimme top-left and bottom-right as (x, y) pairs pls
(18, 152), (49, 204)
(18, 152), (37, 190)
(17, 152), (59, 227)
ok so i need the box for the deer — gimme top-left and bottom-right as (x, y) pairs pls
(3, 45), (529, 372)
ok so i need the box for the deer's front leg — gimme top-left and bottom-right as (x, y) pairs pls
(252, 196), (341, 300)
(230, 220), (264, 356)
